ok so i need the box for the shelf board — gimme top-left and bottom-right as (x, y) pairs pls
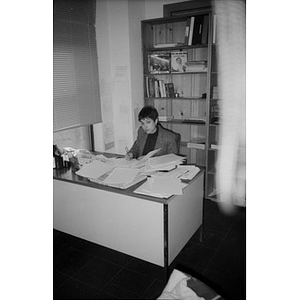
(161, 119), (206, 125)
(145, 71), (207, 76)
(145, 96), (206, 100)
(144, 44), (208, 51)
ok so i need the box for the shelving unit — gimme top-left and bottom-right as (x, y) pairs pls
(141, 11), (219, 199)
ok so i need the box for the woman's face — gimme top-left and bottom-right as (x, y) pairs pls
(140, 117), (158, 134)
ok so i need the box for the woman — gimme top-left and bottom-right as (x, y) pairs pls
(125, 106), (179, 160)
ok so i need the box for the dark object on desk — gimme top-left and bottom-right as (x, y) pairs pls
(69, 156), (80, 173)
(53, 145), (64, 169)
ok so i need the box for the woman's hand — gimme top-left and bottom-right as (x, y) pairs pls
(125, 152), (133, 160)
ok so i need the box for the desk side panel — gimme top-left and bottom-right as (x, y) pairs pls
(53, 180), (164, 266)
(168, 172), (204, 264)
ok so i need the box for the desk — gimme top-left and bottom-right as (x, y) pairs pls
(53, 165), (204, 279)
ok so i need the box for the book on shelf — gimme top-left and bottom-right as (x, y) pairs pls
(158, 80), (166, 97)
(154, 42), (185, 48)
(188, 16), (195, 46)
(184, 17), (191, 45)
(201, 14), (209, 45)
(171, 51), (187, 73)
(148, 77), (156, 98)
(148, 53), (170, 74)
(212, 14), (217, 44)
(145, 76), (149, 98)
(146, 79), (175, 99)
(166, 82), (175, 97)
(159, 115), (174, 122)
(192, 15), (204, 45)
(187, 137), (206, 150)
(185, 60), (207, 72)
(154, 80), (160, 97)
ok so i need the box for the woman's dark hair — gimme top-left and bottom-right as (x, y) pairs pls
(138, 105), (159, 121)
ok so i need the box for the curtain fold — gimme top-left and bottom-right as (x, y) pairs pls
(214, 0), (246, 212)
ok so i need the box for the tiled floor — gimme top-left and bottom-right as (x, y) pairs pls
(53, 199), (246, 299)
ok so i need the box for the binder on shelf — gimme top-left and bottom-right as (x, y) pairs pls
(184, 17), (191, 45)
(158, 80), (166, 97)
(188, 16), (195, 46)
(154, 80), (160, 98)
(212, 14), (217, 44)
(192, 15), (204, 45)
(166, 82), (175, 97)
(201, 14), (209, 45)
(145, 76), (149, 98)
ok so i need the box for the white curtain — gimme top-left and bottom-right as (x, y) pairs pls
(214, 0), (246, 213)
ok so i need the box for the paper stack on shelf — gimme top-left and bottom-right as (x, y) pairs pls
(159, 115), (174, 122)
(185, 60), (207, 72)
(154, 42), (185, 48)
(187, 138), (206, 150)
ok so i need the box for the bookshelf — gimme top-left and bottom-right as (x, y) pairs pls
(141, 10), (218, 199)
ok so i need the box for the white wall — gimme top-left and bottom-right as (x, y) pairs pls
(93, 0), (190, 154)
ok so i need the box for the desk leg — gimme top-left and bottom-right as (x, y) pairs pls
(163, 204), (169, 283)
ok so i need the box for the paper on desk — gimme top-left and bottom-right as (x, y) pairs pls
(148, 153), (185, 170)
(176, 165), (200, 180)
(75, 160), (114, 179)
(134, 177), (188, 198)
(102, 167), (141, 185)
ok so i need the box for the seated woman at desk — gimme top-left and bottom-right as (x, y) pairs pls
(125, 105), (179, 160)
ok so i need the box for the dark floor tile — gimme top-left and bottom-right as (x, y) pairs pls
(203, 199), (220, 219)
(203, 245), (245, 300)
(54, 277), (100, 299)
(96, 291), (120, 299)
(53, 270), (69, 291)
(190, 227), (226, 249)
(125, 257), (165, 282)
(72, 238), (110, 257)
(140, 279), (165, 299)
(73, 257), (123, 290)
(103, 268), (154, 298)
(54, 247), (96, 277)
(176, 243), (217, 274)
(102, 282), (141, 299)
(93, 245), (133, 267)
(203, 208), (236, 234)
(53, 230), (82, 258)
(53, 229), (83, 248)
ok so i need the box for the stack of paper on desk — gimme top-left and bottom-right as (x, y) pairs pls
(151, 165), (200, 180)
(147, 153), (186, 171)
(134, 177), (188, 198)
(75, 160), (114, 180)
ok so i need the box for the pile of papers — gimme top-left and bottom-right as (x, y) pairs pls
(134, 177), (189, 199)
(146, 153), (186, 171)
(75, 159), (147, 189)
(74, 151), (199, 195)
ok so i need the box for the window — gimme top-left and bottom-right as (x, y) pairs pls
(53, 0), (102, 132)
